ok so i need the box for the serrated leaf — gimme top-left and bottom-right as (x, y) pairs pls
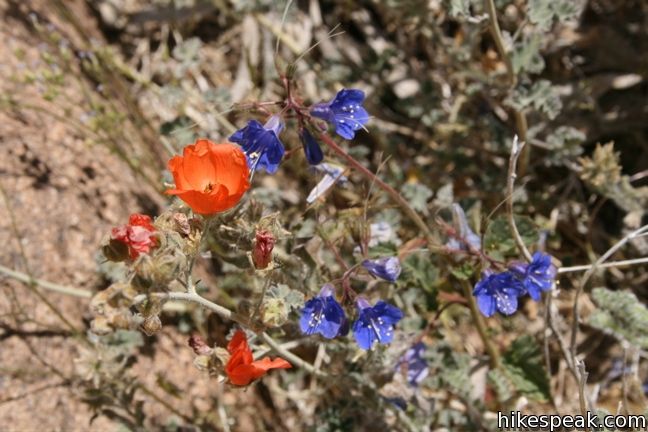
(501, 335), (550, 402)
(512, 34), (545, 74)
(506, 80), (562, 119)
(267, 283), (305, 311)
(589, 288), (648, 349)
(447, 0), (472, 17)
(528, 0), (583, 30)
(545, 126), (586, 165)
(402, 253), (439, 295)
(484, 215), (538, 261)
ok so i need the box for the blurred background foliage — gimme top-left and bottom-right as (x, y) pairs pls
(0, 0), (647, 430)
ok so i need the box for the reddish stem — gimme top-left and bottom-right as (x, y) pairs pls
(318, 132), (435, 243)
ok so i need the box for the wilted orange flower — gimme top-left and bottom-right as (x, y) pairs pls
(166, 139), (250, 215)
(110, 213), (158, 260)
(225, 330), (291, 386)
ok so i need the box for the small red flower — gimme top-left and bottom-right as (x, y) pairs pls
(111, 214), (158, 259)
(225, 330), (291, 386)
(252, 230), (275, 269)
(166, 139), (250, 215)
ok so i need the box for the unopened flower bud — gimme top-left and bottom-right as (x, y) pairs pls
(140, 315), (162, 336)
(188, 335), (213, 356)
(252, 230), (275, 269)
(172, 212), (191, 236)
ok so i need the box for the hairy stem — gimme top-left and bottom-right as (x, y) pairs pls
(132, 291), (325, 377)
(460, 279), (501, 369)
(483, 0), (531, 176)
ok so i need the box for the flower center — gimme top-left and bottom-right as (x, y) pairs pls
(204, 182), (215, 193)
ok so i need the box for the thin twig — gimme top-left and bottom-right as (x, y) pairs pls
(545, 293), (579, 383)
(569, 224), (648, 358)
(558, 256), (648, 273)
(0, 264), (92, 299)
(483, 0), (531, 175)
(0, 185), (83, 333)
(506, 136), (533, 262)
(576, 360), (590, 419)
(131, 291), (325, 377)
(259, 332), (325, 377)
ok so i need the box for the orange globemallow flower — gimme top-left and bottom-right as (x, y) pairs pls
(225, 330), (291, 386)
(166, 139), (250, 215)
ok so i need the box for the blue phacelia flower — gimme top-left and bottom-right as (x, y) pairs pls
(311, 88), (370, 140)
(229, 115), (285, 174)
(445, 203), (481, 251)
(299, 284), (346, 339)
(473, 270), (525, 317)
(362, 256), (402, 282)
(396, 342), (429, 387)
(509, 252), (557, 301)
(299, 128), (324, 165)
(352, 297), (403, 350)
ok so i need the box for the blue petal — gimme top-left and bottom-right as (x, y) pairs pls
(310, 103), (333, 122)
(299, 298), (323, 335)
(373, 301), (403, 325)
(229, 119), (285, 174)
(353, 316), (375, 350)
(524, 281), (543, 301)
(329, 89), (365, 109)
(495, 290), (519, 315)
(476, 294), (496, 317)
(300, 129), (324, 165)
(334, 120), (357, 140)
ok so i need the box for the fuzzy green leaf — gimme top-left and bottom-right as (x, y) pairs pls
(501, 335), (551, 402)
(589, 287), (648, 349)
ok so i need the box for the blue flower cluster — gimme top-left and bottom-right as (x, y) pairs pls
(473, 252), (557, 317)
(300, 256), (403, 350)
(230, 89), (369, 174)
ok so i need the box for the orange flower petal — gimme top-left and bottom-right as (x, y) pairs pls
(251, 357), (292, 371)
(179, 139), (219, 190)
(224, 330), (291, 386)
(208, 143), (250, 196)
(165, 139), (250, 215)
(165, 185), (229, 215)
(227, 330), (249, 353)
(227, 364), (264, 386)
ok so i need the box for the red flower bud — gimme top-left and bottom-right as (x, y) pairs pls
(110, 214), (158, 260)
(252, 230), (275, 269)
